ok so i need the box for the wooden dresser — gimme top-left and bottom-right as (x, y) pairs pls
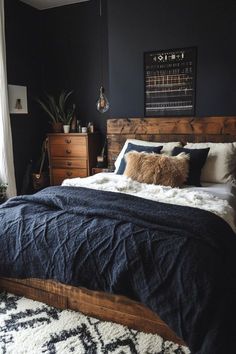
(47, 133), (101, 185)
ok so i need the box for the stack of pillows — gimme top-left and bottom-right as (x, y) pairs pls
(115, 139), (236, 188)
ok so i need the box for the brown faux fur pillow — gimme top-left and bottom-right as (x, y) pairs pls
(124, 151), (189, 187)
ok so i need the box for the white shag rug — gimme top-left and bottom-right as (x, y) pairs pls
(0, 292), (190, 354)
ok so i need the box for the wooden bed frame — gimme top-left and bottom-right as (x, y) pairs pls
(1, 116), (236, 347)
(107, 116), (236, 168)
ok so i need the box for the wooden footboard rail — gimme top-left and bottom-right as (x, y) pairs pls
(0, 277), (185, 346)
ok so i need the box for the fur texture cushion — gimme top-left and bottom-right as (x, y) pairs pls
(124, 151), (189, 187)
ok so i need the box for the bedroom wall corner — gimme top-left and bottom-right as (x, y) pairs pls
(5, 0), (48, 193)
(41, 0), (109, 138)
(107, 0), (236, 123)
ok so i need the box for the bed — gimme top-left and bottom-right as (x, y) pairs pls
(1, 116), (236, 353)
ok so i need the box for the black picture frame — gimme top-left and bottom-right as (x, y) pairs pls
(144, 47), (197, 117)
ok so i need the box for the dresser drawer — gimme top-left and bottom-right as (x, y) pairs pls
(51, 158), (87, 169)
(49, 136), (86, 146)
(50, 144), (87, 158)
(52, 168), (87, 185)
(48, 133), (101, 186)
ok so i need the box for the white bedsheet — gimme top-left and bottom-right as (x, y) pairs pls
(62, 173), (236, 232)
(185, 182), (236, 211)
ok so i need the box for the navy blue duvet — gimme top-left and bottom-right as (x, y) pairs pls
(0, 186), (236, 354)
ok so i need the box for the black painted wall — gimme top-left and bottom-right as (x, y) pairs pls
(108, 0), (236, 118)
(41, 0), (109, 135)
(5, 0), (47, 193)
(5, 0), (236, 191)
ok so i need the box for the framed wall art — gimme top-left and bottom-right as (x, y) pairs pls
(144, 47), (197, 116)
(8, 85), (28, 114)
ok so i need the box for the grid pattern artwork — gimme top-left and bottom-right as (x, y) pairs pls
(144, 47), (197, 116)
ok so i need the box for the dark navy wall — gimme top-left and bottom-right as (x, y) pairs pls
(108, 0), (236, 118)
(41, 0), (109, 136)
(6, 0), (109, 192)
(5, 0), (47, 193)
(5, 0), (236, 191)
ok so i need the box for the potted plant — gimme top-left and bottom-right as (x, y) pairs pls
(0, 183), (7, 204)
(37, 91), (74, 133)
(58, 92), (75, 133)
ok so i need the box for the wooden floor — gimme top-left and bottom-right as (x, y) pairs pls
(0, 277), (185, 346)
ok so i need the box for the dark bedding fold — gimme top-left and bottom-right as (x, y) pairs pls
(0, 186), (235, 353)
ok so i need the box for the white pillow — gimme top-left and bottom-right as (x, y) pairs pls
(185, 142), (236, 183)
(114, 139), (182, 172)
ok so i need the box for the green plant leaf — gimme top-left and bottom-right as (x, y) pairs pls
(58, 90), (74, 124)
(64, 90), (73, 103)
(37, 98), (57, 123)
(47, 95), (61, 122)
(37, 90), (74, 124)
(59, 91), (66, 114)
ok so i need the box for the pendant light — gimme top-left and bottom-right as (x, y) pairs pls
(96, 0), (109, 113)
(97, 86), (109, 113)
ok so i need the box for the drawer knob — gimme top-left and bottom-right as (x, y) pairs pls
(65, 139), (71, 144)
(66, 171), (72, 177)
(66, 150), (71, 154)
(67, 161), (72, 166)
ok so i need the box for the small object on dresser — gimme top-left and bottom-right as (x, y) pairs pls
(63, 125), (70, 134)
(82, 127), (87, 133)
(70, 105), (77, 132)
(76, 120), (82, 133)
(87, 122), (95, 133)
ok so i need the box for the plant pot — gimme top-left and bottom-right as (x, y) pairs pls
(51, 122), (63, 133)
(63, 125), (70, 133)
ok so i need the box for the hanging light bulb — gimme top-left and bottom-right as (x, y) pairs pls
(96, 86), (109, 113)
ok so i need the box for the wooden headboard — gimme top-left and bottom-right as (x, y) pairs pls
(107, 116), (236, 168)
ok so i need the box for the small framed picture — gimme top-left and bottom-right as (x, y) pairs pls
(8, 85), (28, 114)
(144, 47), (197, 116)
